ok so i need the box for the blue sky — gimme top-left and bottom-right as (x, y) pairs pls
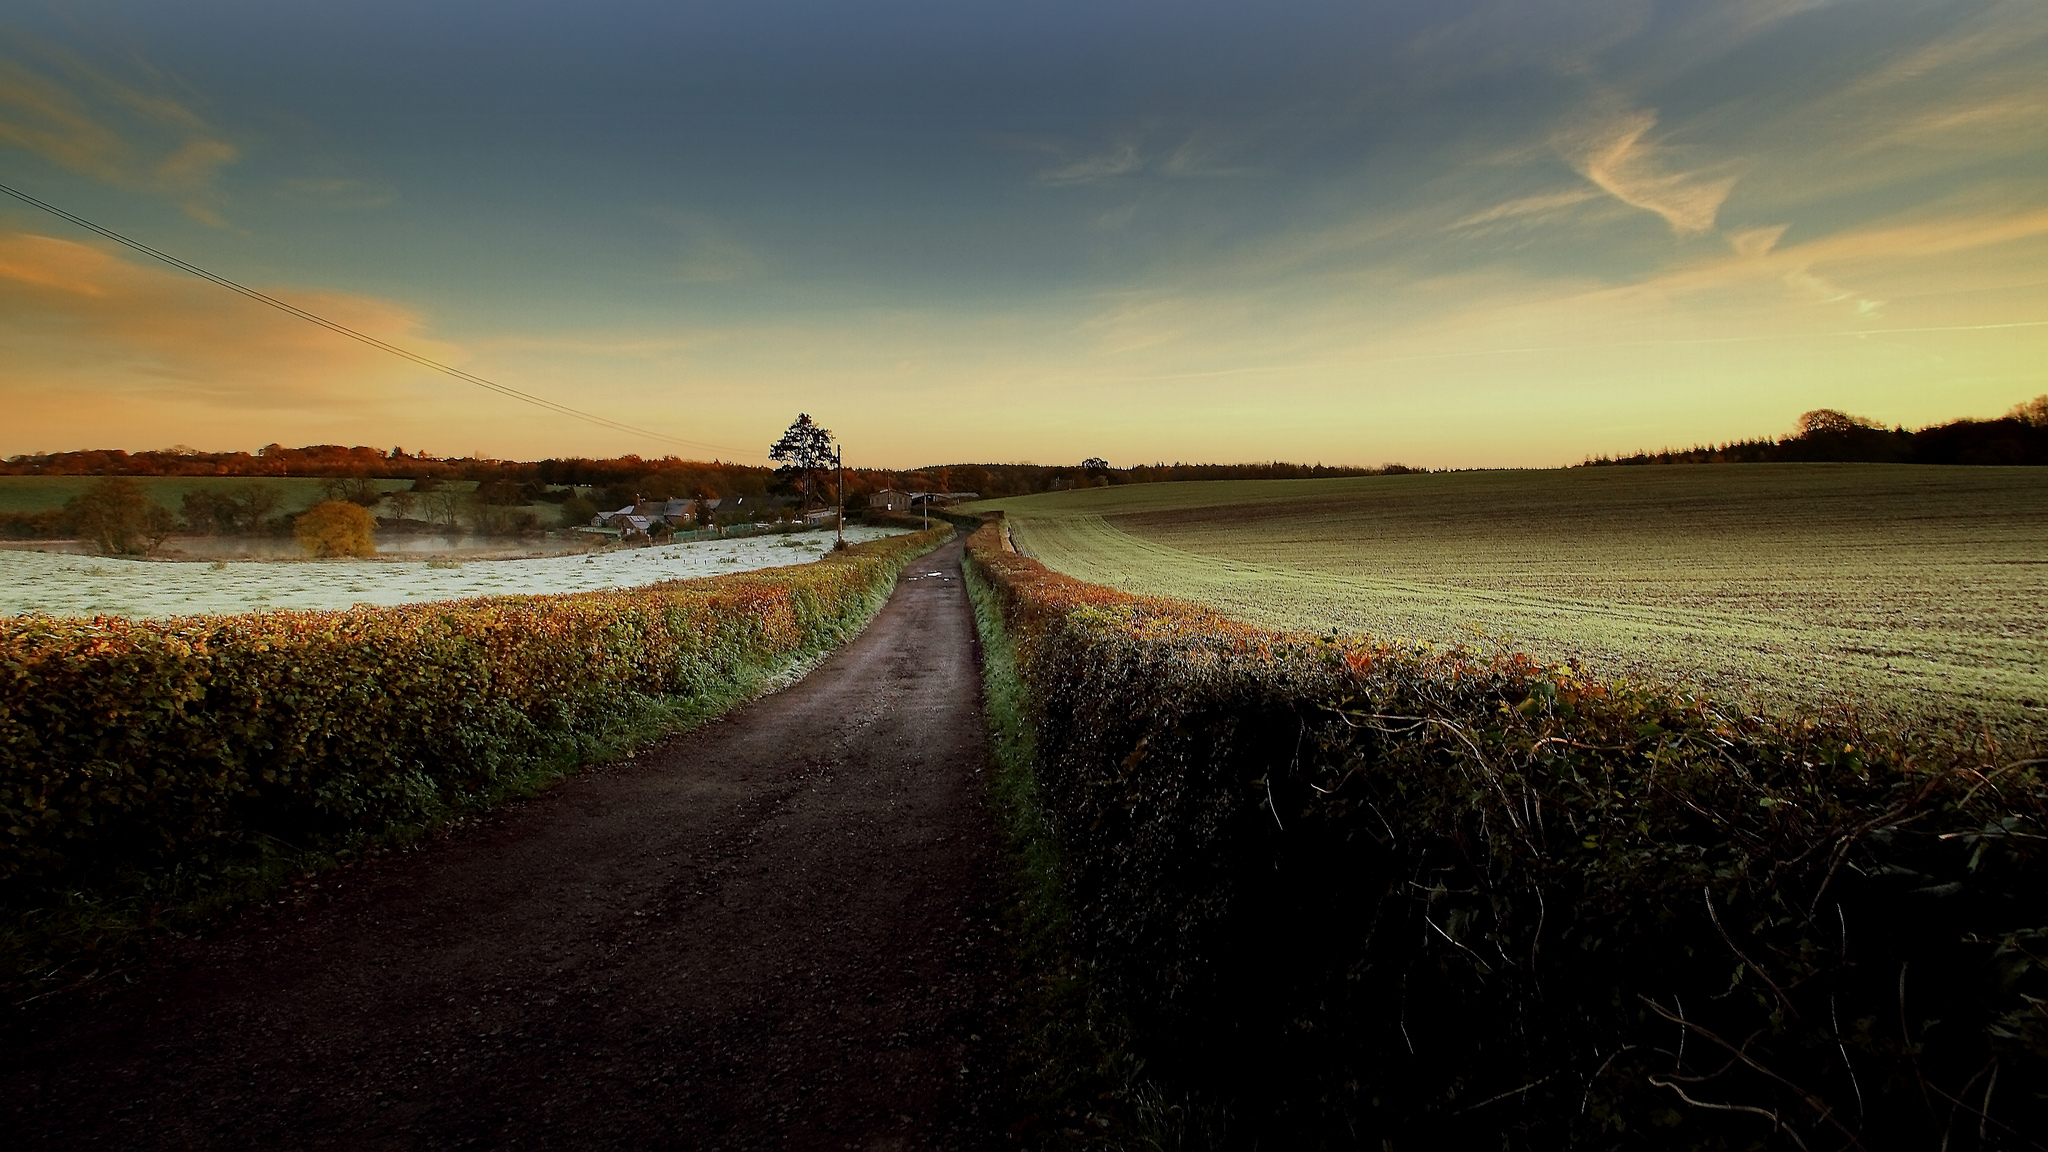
(3, 0), (2043, 466)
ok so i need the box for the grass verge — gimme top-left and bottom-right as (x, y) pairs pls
(964, 553), (1230, 1151)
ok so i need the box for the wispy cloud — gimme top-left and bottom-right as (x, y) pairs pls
(1028, 126), (1260, 187)
(1447, 188), (1602, 232)
(1552, 102), (1736, 235)
(0, 39), (238, 224)
(1038, 141), (1145, 185)
(0, 231), (454, 409)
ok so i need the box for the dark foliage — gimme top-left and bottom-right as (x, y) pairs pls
(768, 413), (838, 512)
(67, 478), (177, 556)
(0, 508), (75, 540)
(178, 486), (286, 535)
(964, 520), (2047, 1149)
(1586, 398), (2048, 468)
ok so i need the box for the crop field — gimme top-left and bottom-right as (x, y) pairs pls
(0, 525), (912, 619)
(969, 464), (2048, 724)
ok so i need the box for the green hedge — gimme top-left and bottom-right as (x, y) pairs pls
(963, 519), (2047, 1149)
(1, 527), (949, 904)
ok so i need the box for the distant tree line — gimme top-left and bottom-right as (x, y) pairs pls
(1583, 395), (2048, 467)
(845, 460), (1405, 502)
(2, 443), (1408, 510)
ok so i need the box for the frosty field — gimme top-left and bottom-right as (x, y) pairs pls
(969, 465), (2048, 723)
(0, 526), (914, 619)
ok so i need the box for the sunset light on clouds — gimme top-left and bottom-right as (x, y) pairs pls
(1, 0), (2042, 467)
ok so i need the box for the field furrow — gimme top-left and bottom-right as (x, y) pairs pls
(987, 465), (2048, 722)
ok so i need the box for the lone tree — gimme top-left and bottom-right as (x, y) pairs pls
(1795, 409), (1879, 437)
(294, 500), (377, 558)
(69, 477), (177, 556)
(769, 413), (836, 514)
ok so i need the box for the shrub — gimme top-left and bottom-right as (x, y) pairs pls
(962, 518), (2046, 1149)
(294, 500), (377, 558)
(560, 494), (599, 527)
(0, 527), (951, 943)
(472, 504), (541, 536)
(0, 508), (76, 540)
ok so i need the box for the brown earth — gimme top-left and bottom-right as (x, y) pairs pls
(3, 535), (1016, 1150)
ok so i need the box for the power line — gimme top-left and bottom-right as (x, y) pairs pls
(0, 180), (748, 457)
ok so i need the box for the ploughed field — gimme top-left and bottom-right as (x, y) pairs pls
(969, 464), (2048, 724)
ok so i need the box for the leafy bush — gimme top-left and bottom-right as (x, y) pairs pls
(0, 528), (949, 949)
(67, 477), (177, 556)
(294, 500), (377, 557)
(559, 494), (599, 527)
(0, 508), (76, 540)
(471, 503), (542, 536)
(962, 519), (2046, 1149)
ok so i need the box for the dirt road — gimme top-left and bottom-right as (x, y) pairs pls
(4, 536), (1012, 1150)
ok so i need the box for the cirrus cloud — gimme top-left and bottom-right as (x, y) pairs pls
(0, 40), (239, 224)
(1552, 103), (1737, 235)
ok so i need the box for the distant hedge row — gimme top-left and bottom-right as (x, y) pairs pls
(961, 519), (2047, 1149)
(0, 527), (950, 896)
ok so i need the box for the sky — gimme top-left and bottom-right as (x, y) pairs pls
(1, 0), (2043, 469)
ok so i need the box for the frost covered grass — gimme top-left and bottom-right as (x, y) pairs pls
(0, 525), (913, 619)
(970, 464), (2048, 724)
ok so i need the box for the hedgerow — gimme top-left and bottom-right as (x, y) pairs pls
(0, 527), (950, 970)
(961, 518), (2047, 1149)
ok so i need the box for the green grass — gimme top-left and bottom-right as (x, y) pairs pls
(0, 476), (412, 515)
(967, 464), (2048, 725)
(963, 556), (1232, 1151)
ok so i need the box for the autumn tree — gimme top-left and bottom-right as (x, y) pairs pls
(70, 477), (176, 555)
(294, 500), (377, 558)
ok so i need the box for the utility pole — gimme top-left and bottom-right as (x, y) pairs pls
(834, 445), (845, 549)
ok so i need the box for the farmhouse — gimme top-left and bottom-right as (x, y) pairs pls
(593, 496), (734, 530)
(868, 489), (980, 512)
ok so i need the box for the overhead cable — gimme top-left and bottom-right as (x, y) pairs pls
(0, 180), (746, 457)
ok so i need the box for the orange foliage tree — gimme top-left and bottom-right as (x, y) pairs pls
(294, 500), (376, 558)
